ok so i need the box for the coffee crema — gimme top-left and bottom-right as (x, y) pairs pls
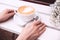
(17, 6), (35, 15)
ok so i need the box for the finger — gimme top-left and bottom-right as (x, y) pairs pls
(33, 20), (41, 26)
(39, 24), (46, 31)
(7, 9), (14, 13)
(7, 12), (15, 18)
(37, 23), (44, 29)
(3, 9), (14, 13)
(35, 28), (46, 39)
(37, 28), (46, 38)
(35, 24), (46, 35)
(8, 9), (14, 13)
(39, 27), (46, 35)
(30, 25), (46, 40)
(33, 24), (46, 35)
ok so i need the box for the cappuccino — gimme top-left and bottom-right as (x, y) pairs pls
(17, 6), (35, 15)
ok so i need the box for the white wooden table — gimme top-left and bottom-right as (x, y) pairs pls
(0, 0), (60, 40)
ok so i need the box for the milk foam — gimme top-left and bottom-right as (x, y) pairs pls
(23, 7), (33, 13)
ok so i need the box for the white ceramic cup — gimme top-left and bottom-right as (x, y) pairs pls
(13, 6), (35, 26)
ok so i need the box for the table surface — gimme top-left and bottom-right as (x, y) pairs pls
(0, 0), (60, 40)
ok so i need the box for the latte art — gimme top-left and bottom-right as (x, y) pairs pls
(17, 6), (35, 15)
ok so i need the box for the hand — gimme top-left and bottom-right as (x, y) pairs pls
(16, 20), (46, 40)
(0, 9), (14, 22)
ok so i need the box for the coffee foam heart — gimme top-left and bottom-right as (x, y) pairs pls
(17, 6), (35, 15)
(23, 7), (33, 13)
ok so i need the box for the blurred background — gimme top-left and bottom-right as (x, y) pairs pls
(23, 0), (56, 5)
(0, 0), (56, 40)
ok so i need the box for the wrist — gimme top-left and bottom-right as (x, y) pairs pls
(16, 34), (27, 40)
(0, 18), (3, 22)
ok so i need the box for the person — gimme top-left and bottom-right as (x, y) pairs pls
(0, 9), (46, 40)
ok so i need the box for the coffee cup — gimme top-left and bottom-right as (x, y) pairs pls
(14, 6), (36, 26)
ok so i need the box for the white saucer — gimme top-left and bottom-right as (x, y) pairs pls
(13, 13), (39, 27)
